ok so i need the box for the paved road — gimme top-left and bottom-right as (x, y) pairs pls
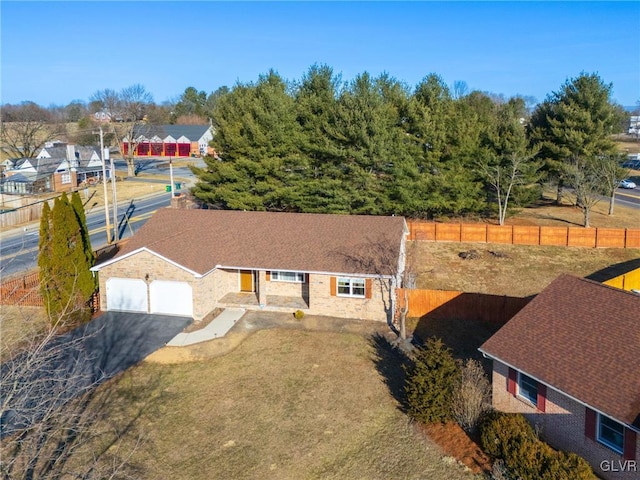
(0, 192), (172, 276)
(0, 312), (192, 438)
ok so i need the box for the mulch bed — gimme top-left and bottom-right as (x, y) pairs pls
(421, 422), (492, 474)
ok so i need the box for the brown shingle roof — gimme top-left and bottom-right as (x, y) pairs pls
(110, 208), (407, 276)
(480, 274), (640, 427)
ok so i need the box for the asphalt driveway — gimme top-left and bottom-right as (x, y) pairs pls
(1, 312), (191, 437)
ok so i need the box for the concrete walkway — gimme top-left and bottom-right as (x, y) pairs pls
(166, 308), (246, 346)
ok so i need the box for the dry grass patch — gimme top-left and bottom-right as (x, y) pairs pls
(92, 329), (478, 480)
(504, 190), (640, 229)
(413, 241), (640, 297)
(0, 305), (49, 357)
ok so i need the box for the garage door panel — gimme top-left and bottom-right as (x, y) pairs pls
(149, 281), (193, 316)
(106, 278), (148, 312)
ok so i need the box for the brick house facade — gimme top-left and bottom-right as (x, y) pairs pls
(480, 275), (640, 480)
(92, 209), (407, 323)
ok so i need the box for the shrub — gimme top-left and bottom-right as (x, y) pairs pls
(451, 359), (491, 433)
(539, 450), (595, 480)
(480, 411), (596, 480)
(404, 337), (460, 424)
(293, 309), (304, 320)
(479, 411), (537, 462)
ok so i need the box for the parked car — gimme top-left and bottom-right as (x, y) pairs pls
(619, 179), (637, 189)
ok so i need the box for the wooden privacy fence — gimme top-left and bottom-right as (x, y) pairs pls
(0, 270), (101, 313)
(0, 271), (43, 306)
(397, 288), (532, 324)
(406, 221), (640, 249)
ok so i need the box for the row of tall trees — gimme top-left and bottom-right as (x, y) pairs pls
(191, 67), (628, 224)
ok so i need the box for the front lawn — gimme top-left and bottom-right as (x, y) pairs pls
(86, 329), (478, 479)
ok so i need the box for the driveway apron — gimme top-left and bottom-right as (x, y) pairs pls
(0, 312), (191, 437)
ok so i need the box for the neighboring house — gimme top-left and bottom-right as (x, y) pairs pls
(479, 275), (640, 480)
(94, 110), (112, 123)
(629, 116), (640, 136)
(122, 125), (213, 158)
(1, 159), (16, 171)
(91, 208), (408, 322)
(1, 145), (109, 194)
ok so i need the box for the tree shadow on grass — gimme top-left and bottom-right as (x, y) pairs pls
(412, 316), (504, 376)
(368, 333), (410, 413)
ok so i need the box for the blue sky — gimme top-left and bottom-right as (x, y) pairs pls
(2, 1), (639, 107)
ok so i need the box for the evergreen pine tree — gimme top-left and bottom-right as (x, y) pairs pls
(41, 193), (95, 324)
(70, 191), (95, 275)
(404, 337), (460, 424)
(38, 201), (55, 315)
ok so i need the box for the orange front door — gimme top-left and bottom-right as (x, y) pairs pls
(240, 270), (254, 292)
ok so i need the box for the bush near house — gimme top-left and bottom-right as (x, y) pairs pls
(404, 337), (460, 424)
(479, 411), (595, 480)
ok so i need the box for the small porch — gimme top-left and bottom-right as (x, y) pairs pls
(218, 292), (309, 311)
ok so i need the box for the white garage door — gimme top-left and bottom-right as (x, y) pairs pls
(106, 278), (148, 312)
(149, 280), (193, 316)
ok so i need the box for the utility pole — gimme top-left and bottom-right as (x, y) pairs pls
(98, 126), (112, 244)
(107, 148), (118, 242)
(169, 156), (175, 198)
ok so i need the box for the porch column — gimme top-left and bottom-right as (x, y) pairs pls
(257, 270), (267, 306)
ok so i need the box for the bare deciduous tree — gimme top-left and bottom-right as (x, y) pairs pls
(451, 359), (492, 434)
(566, 156), (607, 227)
(0, 102), (61, 159)
(598, 153), (630, 215)
(0, 304), (144, 479)
(478, 152), (541, 225)
(337, 235), (417, 342)
(91, 85), (153, 177)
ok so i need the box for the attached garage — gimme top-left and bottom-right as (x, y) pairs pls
(106, 278), (148, 312)
(149, 280), (193, 316)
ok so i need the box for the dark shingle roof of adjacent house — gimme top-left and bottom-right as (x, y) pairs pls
(132, 125), (211, 141)
(13, 158), (62, 175)
(103, 208), (407, 277)
(39, 146), (99, 163)
(480, 274), (640, 428)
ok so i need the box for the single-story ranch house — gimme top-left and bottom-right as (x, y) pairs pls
(480, 274), (640, 480)
(91, 209), (408, 323)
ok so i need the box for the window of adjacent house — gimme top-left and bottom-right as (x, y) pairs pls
(61, 173), (71, 184)
(271, 271), (304, 283)
(598, 414), (625, 454)
(337, 277), (366, 297)
(517, 372), (539, 406)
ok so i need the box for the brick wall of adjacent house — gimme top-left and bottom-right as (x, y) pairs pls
(493, 360), (640, 480)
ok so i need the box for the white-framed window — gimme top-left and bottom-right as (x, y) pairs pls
(271, 271), (305, 283)
(337, 277), (365, 297)
(60, 172), (71, 184)
(597, 413), (625, 454)
(517, 372), (539, 407)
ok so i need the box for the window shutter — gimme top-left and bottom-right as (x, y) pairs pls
(623, 427), (637, 461)
(536, 384), (547, 413)
(507, 368), (517, 396)
(330, 277), (336, 296)
(365, 279), (372, 299)
(266, 271), (270, 281)
(585, 407), (596, 440)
